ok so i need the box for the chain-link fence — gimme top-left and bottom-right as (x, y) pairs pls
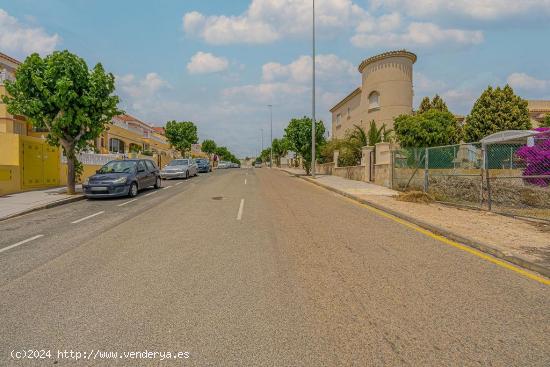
(485, 131), (550, 220)
(392, 129), (550, 221)
(392, 147), (426, 191)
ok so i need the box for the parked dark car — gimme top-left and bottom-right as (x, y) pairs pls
(83, 159), (161, 198)
(196, 158), (212, 173)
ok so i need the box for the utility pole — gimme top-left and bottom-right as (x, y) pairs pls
(311, 0), (316, 178)
(261, 128), (264, 152)
(268, 104), (273, 168)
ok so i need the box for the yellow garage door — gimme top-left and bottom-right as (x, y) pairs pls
(22, 140), (44, 188)
(42, 145), (60, 186)
(21, 138), (60, 189)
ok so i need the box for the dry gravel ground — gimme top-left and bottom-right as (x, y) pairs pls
(0, 168), (549, 366)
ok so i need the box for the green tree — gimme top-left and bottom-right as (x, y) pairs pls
(464, 85), (531, 142)
(417, 97), (432, 114)
(541, 114), (550, 128)
(271, 138), (290, 167)
(417, 94), (449, 114)
(394, 109), (462, 148)
(284, 116), (325, 175)
(165, 121), (198, 156)
(260, 148), (271, 164)
(201, 139), (217, 158)
(215, 146), (232, 161)
(2, 51), (120, 194)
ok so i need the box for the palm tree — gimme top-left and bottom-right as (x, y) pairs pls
(349, 125), (368, 147)
(366, 120), (393, 145)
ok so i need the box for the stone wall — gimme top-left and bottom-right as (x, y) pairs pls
(333, 166), (365, 181)
(316, 162), (334, 175)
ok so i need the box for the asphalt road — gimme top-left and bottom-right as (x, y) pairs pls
(0, 168), (549, 366)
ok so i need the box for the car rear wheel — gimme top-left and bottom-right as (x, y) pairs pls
(154, 177), (161, 189)
(128, 182), (138, 198)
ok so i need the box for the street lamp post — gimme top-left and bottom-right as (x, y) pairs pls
(311, 0), (316, 178)
(268, 104), (273, 168)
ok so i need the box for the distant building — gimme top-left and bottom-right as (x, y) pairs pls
(330, 50), (416, 140)
(527, 100), (550, 127)
(0, 52), (27, 135)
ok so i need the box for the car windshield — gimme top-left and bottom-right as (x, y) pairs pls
(168, 159), (189, 166)
(197, 159), (207, 164)
(98, 161), (136, 174)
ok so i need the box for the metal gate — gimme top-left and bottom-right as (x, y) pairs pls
(21, 137), (60, 189)
(369, 150), (375, 181)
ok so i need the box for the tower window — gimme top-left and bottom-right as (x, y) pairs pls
(368, 91), (380, 110)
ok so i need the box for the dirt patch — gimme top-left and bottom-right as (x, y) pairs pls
(395, 191), (434, 204)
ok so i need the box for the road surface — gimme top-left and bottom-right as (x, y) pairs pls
(1, 168), (548, 366)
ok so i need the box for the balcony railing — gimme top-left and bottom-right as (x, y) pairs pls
(61, 152), (124, 165)
(144, 131), (167, 144)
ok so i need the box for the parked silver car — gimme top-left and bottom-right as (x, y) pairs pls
(160, 159), (198, 179)
(217, 161), (230, 169)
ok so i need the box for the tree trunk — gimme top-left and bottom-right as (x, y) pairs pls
(62, 142), (77, 195)
(303, 160), (311, 175)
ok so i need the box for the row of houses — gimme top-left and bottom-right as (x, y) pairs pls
(0, 52), (178, 159)
(0, 51), (189, 195)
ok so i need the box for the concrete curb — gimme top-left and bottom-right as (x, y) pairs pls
(0, 195), (86, 222)
(281, 169), (550, 279)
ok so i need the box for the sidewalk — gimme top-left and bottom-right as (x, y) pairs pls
(0, 185), (84, 221)
(281, 167), (550, 278)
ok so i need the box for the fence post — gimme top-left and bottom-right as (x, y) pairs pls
(423, 147), (429, 192)
(479, 145), (485, 208)
(484, 145), (492, 211)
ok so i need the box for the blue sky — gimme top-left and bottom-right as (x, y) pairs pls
(1, 0), (550, 157)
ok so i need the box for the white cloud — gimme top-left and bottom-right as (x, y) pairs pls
(262, 54), (355, 84)
(223, 82), (309, 104)
(0, 9), (60, 57)
(414, 72), (447, 94)
(187, 52), (229, 74)
(356, 12), (401, 33)
(507, 73), (550, 91)
(352, 22), (483, 48)
(223, 54), (357, 127)
(182, 0), (367, 45)
(370, 0), (550, 20)
(116, 72), (170, 110)
(182, 0), (485, 49)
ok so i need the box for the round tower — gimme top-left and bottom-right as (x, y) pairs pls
(358, 50), (416, 129)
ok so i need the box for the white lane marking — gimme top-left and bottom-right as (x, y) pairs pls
(175, 182), (183, 186)
(244, 179), (247, 185)
(0, 234), (44, 254)
(162, 186), (173, 190)
(237, 199), (245, 220)
(71, 211), (105, 224)
(144, 191), (158, 197)
(117, 199), (138, 207)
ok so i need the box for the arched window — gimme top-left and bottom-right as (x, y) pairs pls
(368, 91), (380, 110)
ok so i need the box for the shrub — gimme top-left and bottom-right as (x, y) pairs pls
(515, 128), (550, 187)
